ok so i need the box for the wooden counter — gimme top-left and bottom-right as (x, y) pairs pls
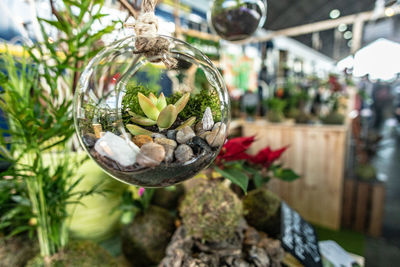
(241, 120), (348, 230)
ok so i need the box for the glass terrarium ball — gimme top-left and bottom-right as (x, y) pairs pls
(74, 35), (230, 187)
(209, 0), (267, 42)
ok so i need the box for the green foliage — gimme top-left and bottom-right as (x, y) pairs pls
(265, 97), (286, 112)
(0, 0), (117, 258)
(179, 180), (242, 242)
(215, 166), (248, 193)
(122, 84), (158, 118)
(119, 188), (155, 225)
(0, 179), (33, 237)
(169, 88), (221, 122)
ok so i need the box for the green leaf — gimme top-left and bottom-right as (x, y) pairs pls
(126, 124), (153, 136)
(274, 168), (300, 182)
(0, 72), (8, 85)
(174, 92), (190, 113)
(156, 92), (167, 111)
(175, 116), (196, 130)
(215, 166), (249, 193)
(138, 92), (160, 121)
(157, 105), (177, 129)
(128, 111), (157, 126)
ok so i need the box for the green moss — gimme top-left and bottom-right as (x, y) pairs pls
(169, 88), (221, 123)
(179, 180), (242, 242)
(122, 84), (158, 117)
(243, 188), (281, 237)
(121, 205), (175, 267)
(26, 240), (118, 267)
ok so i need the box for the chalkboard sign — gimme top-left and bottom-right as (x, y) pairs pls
(281, 202), (322, 267)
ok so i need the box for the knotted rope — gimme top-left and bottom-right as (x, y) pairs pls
(131, 0), (177, 68)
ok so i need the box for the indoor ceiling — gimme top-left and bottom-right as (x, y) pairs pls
(264, 0), (378, 60)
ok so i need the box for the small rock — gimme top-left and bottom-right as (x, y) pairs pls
(176, 126), (196, 144)
(174, 144), (194, 163)
(136, 142), (166, 168)
(155, 138), (177, 163)
(212, 122), (222, 131)
(166, 130), (177, 140)
(92, 123), (102, 138)
(198, 131), (211, 139)
(194, 121), (204, 134)
(152, 133), (166, 139)
(132, 135), (153, 147)
(202, 107), (214, 131)
(248, 246), (270, 267)
(82, 133), (97, 148)
(95, 132), (140, 167)
(187, 136), (211, 154)
(206, 123), (226, 148)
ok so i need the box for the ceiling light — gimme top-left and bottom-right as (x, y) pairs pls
(338, 24), (347, 32)
(329, 9), (341, 19)
(344, 31), (353, 40)
(385, 7), (395, 17)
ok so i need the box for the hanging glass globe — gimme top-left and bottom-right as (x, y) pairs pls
(208, 0), (267, 42)
(74, 35), (230, 187)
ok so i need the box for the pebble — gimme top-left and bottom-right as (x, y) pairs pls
(94, 132), (140, 167)
(174, 144), (194, 163)
(187, 136), (211, 154)
(176, 126), (196, 144)
(92, 123), (102, 138)
(155, 138), (177, 163)
(198, 131), (211, 139)
(212, 122), (222, 131)
(202, 107), (214, 131)
(136, 142), (166, 168)
(195, 121), (204, 135)
(206, 123), (226, 148)
(152, 133), (167, 139)
(166, 130), (177, 141)
(132, 135), (153, 147)
(82, 133), (97, 148)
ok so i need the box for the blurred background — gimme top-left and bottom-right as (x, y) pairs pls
(1, 0), (400, 266)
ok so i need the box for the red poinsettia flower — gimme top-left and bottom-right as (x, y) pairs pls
(216, 136), (255, 164)
(250, 146), (288, 168)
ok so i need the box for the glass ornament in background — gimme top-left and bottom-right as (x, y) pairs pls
(208, 0), (267, 42)
(74, 35), (230, 187)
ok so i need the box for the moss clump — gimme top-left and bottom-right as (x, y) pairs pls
(122, 84), (158, 117)
(26, 240), (118, 267)
(0, 235), (38, 267)
(243, 188), (281, 237)
(321, 112), (345, 125)
(179, 180), (242, 242)
(168, 88), (221, 123)
(121, 205), (175, 267)
(151, 184), (185, 210)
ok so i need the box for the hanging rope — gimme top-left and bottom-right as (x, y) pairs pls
(129, 0), (177, 68)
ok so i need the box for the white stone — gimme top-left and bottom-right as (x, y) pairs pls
(202, 107), (214, 131)
(95, 132), (140, 166)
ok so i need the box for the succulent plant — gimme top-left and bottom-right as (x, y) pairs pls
(126, 92), (193, 135)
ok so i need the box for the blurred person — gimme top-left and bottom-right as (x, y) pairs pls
(372, 80), (393, 130)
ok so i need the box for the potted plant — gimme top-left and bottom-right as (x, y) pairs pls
(0, 0), (119, 265)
